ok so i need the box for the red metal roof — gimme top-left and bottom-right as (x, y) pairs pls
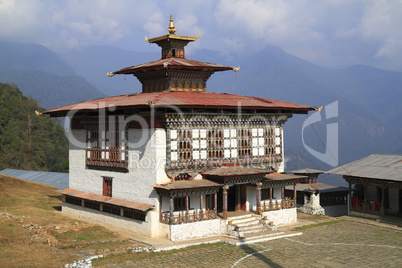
(113, 57), (234, 75)
(44, 91), (314, 117)
(59, 188), (154, 211)
(153, 179), (222, 191)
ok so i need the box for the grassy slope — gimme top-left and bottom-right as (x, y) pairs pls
(0, 175), (127, 267)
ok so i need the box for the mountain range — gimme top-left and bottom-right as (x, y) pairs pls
(1, 39), (401, 185)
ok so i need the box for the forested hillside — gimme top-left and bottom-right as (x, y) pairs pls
(0, 83), (68, 172)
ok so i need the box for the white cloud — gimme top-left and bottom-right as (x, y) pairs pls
(0, 0), (402, 70)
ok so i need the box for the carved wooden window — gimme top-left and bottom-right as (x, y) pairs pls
(261, 188), (271, 200)
(208, 129), (223, 159)
(175, 173), (191, 181)
(167, 123), (282, 169)
(238, 128), (252, 157)
(103, 177), (113, 197)
(205, 194), (214, 210)
(174, 197), (188, 211)
(86, 116), (128, 170)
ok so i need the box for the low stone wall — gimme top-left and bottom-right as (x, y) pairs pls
(62, 203), (157, 237)
(262, 208), (297, 226)
(169, 219), (226, 241)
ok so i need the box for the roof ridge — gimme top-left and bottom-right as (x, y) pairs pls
(151, 91), (170, 105)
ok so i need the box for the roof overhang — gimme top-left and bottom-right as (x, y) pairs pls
(262, 173), (307, 187)
(153, 179), (223, 197)
(58, 188), (154, 211)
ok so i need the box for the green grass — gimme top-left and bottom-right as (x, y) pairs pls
(55, 226), (118, 242)
(293, 219), (344, 231)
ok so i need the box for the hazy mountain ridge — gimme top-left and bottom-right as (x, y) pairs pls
(0, 40), (105, 109)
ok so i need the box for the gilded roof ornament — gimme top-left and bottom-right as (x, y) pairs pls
(168, 14), (176, 34)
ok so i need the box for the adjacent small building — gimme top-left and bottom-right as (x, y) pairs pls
(327, 154), (402, 218)
(285, 168), (348, 216)
(43, 16), (314, 241)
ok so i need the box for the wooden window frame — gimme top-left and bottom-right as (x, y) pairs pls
(86, 115), (128, 170)
(103, 177), (113, 197)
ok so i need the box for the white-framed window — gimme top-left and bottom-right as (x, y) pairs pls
(167, 124), (282, 166)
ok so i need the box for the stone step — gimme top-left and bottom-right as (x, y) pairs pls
(237, 223), (265, 231)
(229, 216), (257, 224)
(227, 214), (255, 221)
(239, 227), (267, 234)
(242, 230), (284, 239)
(230, 217), (260, 226)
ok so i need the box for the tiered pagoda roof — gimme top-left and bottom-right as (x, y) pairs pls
(44, 15), (314, 117)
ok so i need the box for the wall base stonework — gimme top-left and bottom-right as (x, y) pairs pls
(350, 211), (380, 219)
(262, 208), (297, 226)
(62, 203), (158, 237)
(169, 219), (227, 241)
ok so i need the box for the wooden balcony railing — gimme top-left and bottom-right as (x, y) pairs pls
(260, 199), (296, 212)
(160, 209), (216, 225)
(86, 147), (128, 169)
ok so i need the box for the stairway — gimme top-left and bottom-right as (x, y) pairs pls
(222, 214), (301, 245)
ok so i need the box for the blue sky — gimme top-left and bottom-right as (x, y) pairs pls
(1, 0), (402, 71)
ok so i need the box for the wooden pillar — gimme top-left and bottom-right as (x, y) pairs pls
(235, 184), (241, 211)
(199, 195), (203, 210)
(214, 193), (218, 218)
(381, 187), (385, 216)
(269, 188), (273, 210)
(169, 197), (174, 225)
(363, 184), (368, 213)
(222, 185), (229, 220)
(348, 183), (352, 214)
(293, 185), (296, 200)
(256, 183), (262, 214)
(281, 186), (284, 209)
(159, 195), (163, 222)
(185, 196), (189, 222)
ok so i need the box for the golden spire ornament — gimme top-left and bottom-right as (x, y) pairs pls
(168, 14), (176, 34)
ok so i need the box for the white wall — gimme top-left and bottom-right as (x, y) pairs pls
(169, 219), (226, 241)
(69, 128), (169, 207)
(62, 202), (160, 237)
(246, 186), (255, 211)
(262, 208), (297, 225)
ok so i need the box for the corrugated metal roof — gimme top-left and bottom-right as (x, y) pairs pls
(326, 154), (402, 182)
(113, 57), (233, 74)
(58, 188), (154, 211)
(0, 169), (68, 189)
(43, 91), (314, 117)
(153, 179), (222, 191)
(202, 166), (271, 177)
(288, 168), (324, 174)
(286, 183), (348, 193)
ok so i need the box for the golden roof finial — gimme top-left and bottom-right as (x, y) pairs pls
(168, 14), (176, 34)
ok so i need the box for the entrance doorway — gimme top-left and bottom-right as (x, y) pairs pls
(217, 184), (247, 213)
